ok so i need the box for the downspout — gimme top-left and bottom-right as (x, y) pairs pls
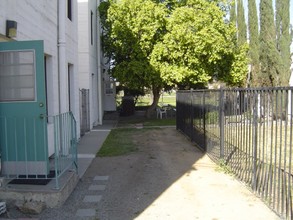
(58, 0), (67, 114)
(97, 5), (103, 125)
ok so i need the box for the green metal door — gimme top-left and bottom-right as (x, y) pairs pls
(0, 40), (48, 176)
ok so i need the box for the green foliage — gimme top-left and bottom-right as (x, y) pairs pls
(103, 0), (166, 90)
(136, 92), (176, 107)
(275, 0), (291, 86)
(259, 0), (282, 86)
(217, 158), (233, 174)
(248, 0), (260, 87)
(228, 44), (249, 86)
(236, 0), (247, 46)
(205, 111), (219, 124)
(97, 128), (139, 157)
(150, 0), (248, 87)
(229, 0), (236, 25)
(100, 0), (248, 95)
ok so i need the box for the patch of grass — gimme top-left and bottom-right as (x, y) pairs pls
(136, 98), (150, 107)
(143, 118), (176, 126)
(97, 128), (141, 157)
(118, 117), (176, 127)
(136, 93), (176, 107)
(215, 159), (234, 175)
(160, 95), (176, 106)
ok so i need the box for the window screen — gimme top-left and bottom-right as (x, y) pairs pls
(0, 50), (36, 102)
(105, 82), (114, 94)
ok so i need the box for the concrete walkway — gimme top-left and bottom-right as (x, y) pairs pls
(77, 120), (118, 178)
(37, 118), (281, 220)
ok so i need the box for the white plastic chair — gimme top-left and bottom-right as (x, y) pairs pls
(156, 106), (167, 119)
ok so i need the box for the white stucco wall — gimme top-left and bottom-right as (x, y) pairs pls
(78, 0), (102, 127)
(0, 0), (80, 153)
(65, 0), (80, 137)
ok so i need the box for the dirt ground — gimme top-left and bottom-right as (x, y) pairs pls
(2, 125), (280, 220)
(85, 127), (280, 220)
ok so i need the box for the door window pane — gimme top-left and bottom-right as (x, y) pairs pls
(0, 50), (36, 102)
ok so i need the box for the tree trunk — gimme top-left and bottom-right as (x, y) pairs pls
(145, 86), (161, 118)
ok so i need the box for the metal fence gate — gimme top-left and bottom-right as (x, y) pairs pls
(177, 87), (293, 219)
(79, 89), (90, 136)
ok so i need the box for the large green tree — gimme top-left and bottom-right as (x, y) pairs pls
(151, 0), (248, 87)
(100, 0), (248, 117)
(248, 0), (260, 86)
(276, 0), (291, 86)
(100, 0), (167, 117)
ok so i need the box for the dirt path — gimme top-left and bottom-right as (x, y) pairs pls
(83, 127), (280, 220)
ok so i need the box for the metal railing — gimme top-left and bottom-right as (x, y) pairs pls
(177, 88), (293, 219)
(0, 112), (78, 189)
(50, 112), (78, 189)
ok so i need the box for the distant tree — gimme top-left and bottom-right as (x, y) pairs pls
(276, 0), (291, 86)
(236, 0), (249, 86)
(259, 0), (281, 86)
(230, 0), (236, 24)
(248, 0), (260, 86)
(116, 85), (146, 105)
(236, 0), (247, 46)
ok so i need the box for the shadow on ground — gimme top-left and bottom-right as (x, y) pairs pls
(86, 113), (206, 219)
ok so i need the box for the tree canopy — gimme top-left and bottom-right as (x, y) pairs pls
(151, 0), (248, 87)
(99, 0), (248, 116)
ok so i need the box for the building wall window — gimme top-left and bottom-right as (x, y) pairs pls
(67, 0), (72, 21)
(105, 81), (114, 95)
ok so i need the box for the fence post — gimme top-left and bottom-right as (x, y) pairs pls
(219, 88), (225, 159)
(203, 90), (206, 150)
(252, 91), (258, 191)
(190, 90), (194, 142)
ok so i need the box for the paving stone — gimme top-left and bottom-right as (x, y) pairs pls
(94, 175), (109, 181)
(89, 184), (106, 191)
(77, 153), (95, 158)
(83, 195), (102, 203)
(76, 208), (96, 217)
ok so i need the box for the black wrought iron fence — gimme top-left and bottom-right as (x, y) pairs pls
(177, 87), (293, 219)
